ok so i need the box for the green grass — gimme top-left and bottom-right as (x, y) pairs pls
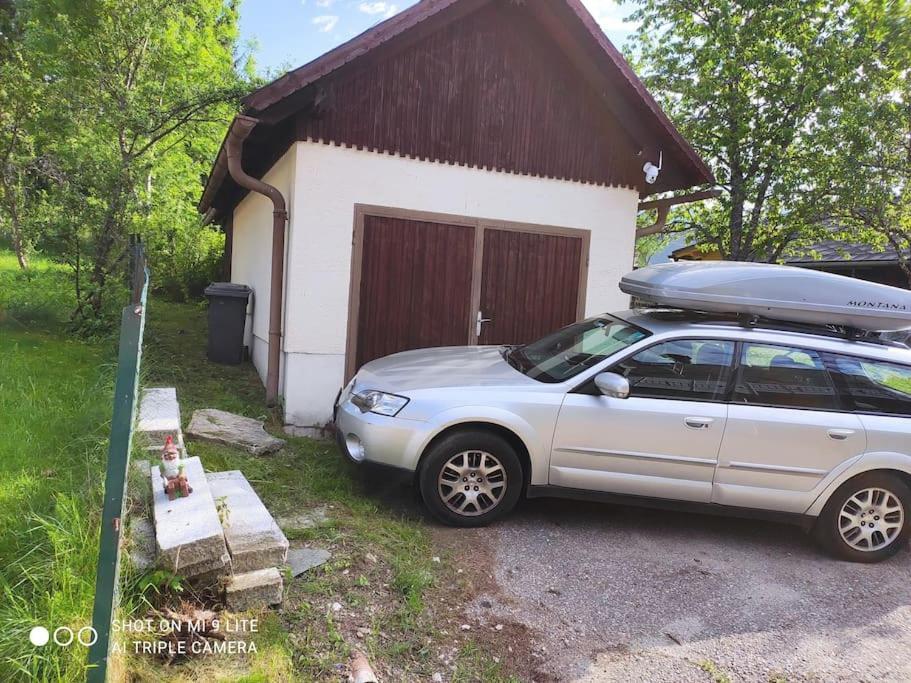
(0, 252), (114, 681)
(0, 252), (77, 330)
(0, 251), (516, 681)
(123, 297), (517, 680)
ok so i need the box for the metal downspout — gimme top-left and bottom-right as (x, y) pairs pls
(224, 114), (288, 406)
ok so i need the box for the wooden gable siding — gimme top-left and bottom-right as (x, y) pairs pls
(293, 1), (642, 189)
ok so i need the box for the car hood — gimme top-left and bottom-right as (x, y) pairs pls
(354, 346), (536, 392)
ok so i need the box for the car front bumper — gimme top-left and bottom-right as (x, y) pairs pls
(333, 395), (428, 472)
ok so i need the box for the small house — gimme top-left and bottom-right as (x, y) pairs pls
(198, 0), (712, 431)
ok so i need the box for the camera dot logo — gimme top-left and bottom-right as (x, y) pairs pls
(29, 626), (50, 647)
(29, 625), (98, 647)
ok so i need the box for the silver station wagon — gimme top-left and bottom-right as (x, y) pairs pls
(335, 307), (911, 563)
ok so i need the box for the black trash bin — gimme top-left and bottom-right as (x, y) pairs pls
(204, 282), (251, 364)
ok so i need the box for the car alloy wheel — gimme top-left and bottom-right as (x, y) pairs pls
(437, 450), (507, 517)
(838, 487), (904, 552)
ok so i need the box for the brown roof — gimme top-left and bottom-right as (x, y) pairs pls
(786, 239), (906, 265)
(199, 0), (713, 215)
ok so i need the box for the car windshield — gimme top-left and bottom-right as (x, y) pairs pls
(506, 315), (649, 383)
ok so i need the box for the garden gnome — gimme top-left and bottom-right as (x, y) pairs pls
(159, 435), (192, 500)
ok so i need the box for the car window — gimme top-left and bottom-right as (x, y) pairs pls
(734, 343), (839, 410)
(508, 315), (649, 384)
(827, 354), (911, 416)
(612, 339), (735, 401)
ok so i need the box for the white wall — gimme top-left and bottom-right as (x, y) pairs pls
(279, 140), (639, 427)
(230, 147), (296, 385)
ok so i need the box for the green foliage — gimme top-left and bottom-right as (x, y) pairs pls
(0, 0), (249, 329)
(634, 232), (675, 267)
(628, 0), (908, 262)
(812, 1), (911, 284)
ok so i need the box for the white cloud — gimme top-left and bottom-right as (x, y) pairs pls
(312, 14), (339, 32)
(358, 2), (398, 18)
(315, 0), (336, 6)
(581, 0), (639, 35)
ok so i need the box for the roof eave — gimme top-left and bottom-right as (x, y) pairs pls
(561, 0), (713, 187)
(200, 0), (715, 212)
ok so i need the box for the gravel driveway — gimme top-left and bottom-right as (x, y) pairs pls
(450, 496), (911, 682)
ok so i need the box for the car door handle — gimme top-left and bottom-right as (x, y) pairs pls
(684, 417), (714, 429)
(827, 428), (855, 440)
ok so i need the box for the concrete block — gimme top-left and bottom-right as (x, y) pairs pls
(136, 387), (182, 448)
(151, 456), (229, 579)
(179, 554), (232, 584)
(187, 409), (285, 455)
(128, 517), (157, 571)
(225, 567), (283, 611)
(207, 471), (289, 573)
(143, 432), (186, 457)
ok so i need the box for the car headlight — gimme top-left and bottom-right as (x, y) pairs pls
(350, 390), (409, 416)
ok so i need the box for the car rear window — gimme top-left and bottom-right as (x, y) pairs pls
(827, 354), (911, 416)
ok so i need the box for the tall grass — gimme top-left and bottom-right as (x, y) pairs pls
(0, 252), (75, 329)
(0, 252), (113, 681)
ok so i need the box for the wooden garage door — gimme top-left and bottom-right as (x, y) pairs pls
(354, 215), (475, 368)
(478, 229), (585, 345)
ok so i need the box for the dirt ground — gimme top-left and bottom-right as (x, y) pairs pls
(434, 495), (911, 683)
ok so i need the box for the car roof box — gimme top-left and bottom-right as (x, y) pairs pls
(620, 261), (911, 332)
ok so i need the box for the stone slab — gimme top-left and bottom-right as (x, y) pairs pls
(187, 409), (284, 455)
(128, 517), (157, 571)
(151, 456), (229, 578)
(225, 567), (283, 611)
(207, 471), (289, 573)
(276, 507), (328, 532)
(287, 547), (331, 577)
(136, 387), (182, 447)
(180, 554), (232, 584)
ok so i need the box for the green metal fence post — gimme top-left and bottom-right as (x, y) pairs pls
(86, 251), (148, 682)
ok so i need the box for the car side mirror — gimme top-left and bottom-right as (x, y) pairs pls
(594, 372), (630, 399)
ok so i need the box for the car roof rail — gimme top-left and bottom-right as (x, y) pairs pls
(638, 308), (906, 348)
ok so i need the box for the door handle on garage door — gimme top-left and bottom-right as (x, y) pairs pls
(827, 428), (855, 440)
(476, 310), (492, 337)
(684, 417), (714, 429)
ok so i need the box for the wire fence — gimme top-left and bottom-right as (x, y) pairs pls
(86, 239), (149, 682)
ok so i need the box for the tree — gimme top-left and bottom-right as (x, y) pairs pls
(817, 2), (911, 284)
(17, 0), (248, 325)
(0, 0), (43, 270)
(627, 0), (900, 262)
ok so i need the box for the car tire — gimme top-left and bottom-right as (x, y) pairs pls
(814, 471), (911, 563)
(418, 430), (523, 527)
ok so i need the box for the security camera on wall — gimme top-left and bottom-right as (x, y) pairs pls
(643, 151), (663, 184)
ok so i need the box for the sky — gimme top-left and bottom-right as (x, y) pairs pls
(238, 0), (639, 77)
